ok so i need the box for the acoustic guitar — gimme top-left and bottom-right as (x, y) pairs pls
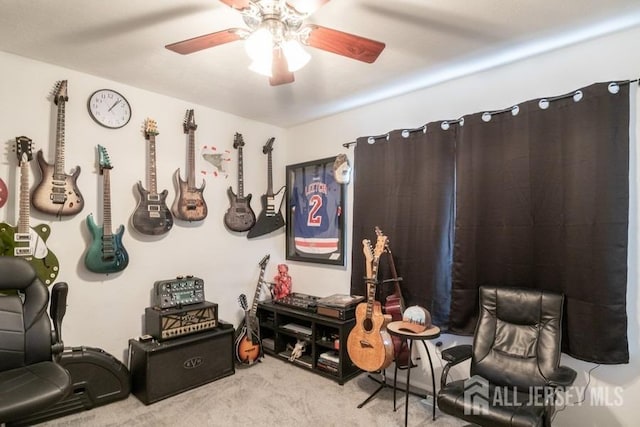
(0, 137), (60, 285)
(375, 226), (411, 368)
(224, 132), (256, 232)
(235, 254), (270, 364)
(347, 236), (394, 372)
(131, 118), (174, 235)
(84, 145), (129, 274)
(31, 80), (84, 216)
(172, 109), (207, 222)
(247, 137), (285, 238)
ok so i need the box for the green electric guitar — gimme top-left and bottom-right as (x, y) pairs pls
(84, 145), (129, 274)
(0, 136), (60, 285)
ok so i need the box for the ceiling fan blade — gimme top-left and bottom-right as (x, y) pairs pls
(269, 47), (295, 86)
(304, 24), (385, 63)
(218, 0), (251, 11)
(286, 0), (331, 15)
(165, 29), (244, 55)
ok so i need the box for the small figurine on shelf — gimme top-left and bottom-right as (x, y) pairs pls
(272, 263), (292, 300)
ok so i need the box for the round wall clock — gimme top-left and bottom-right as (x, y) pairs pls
(87, 89), (132, 129)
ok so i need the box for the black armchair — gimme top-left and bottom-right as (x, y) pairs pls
(0, 257), (71, 423)
(437, 286), (577, 427)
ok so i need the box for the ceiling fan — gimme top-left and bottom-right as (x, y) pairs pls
(165, 0), (386, 86)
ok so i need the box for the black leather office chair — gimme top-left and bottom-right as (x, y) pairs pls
(437, 286), (577, 427)
(0, 257), (71, 424)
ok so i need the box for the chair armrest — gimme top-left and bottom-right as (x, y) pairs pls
(441, 344), (472, 364)
(546, 366), (577, 388)
(50, 282), (69, 359)
(440, 344), (472, 389)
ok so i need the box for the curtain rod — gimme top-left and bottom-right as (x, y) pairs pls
(343, 78), (640, 148)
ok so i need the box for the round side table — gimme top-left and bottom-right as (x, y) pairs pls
(387, 321), (441, 426)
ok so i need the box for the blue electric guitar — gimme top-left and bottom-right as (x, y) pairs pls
(84, 145), (129, 274)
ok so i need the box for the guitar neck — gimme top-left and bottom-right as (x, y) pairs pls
(147, 135), (158, 194)
(266, 151), (273, 196)
(18, 160), (30, 234)
(102, 168), (113, 237)
(187, 129), (196, 189)
(54, 100), (66, 175)
(237, 144), (244, 198)
(244, 308), (253, 335)
(251, 267), (267, 316)
(365, 254), (383, 319)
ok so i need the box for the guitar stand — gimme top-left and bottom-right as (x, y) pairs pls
(357, 368), (426, 409)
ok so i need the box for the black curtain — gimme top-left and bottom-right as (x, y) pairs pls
(450, 82), (629, 364)
(349, 126), (456, 326)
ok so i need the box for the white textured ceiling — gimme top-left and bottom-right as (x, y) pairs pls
(1, 0), (640, 127)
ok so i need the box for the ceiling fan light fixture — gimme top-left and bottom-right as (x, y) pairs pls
(282, 39), (310, 72)
(248, 56), (273, 77)
(245, 27), (273, 61)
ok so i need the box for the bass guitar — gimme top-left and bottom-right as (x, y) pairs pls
(224, 132), (256, 232)
(375, 226), (411, 368)
(172, 109), (207, 221)
(84, 145), (129, 274)
(235, 254), (270, 364)
(32, 80), (84, 216)
(0, 137), (59, 285)
(131, 118), (174, 235)
(347, 235), (394, 372)
(247, 137), (285, 238)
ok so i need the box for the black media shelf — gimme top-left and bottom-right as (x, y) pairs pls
(256, 301), (361, 385)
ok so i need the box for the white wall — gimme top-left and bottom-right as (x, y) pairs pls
(285, 25), (640, 427)
(0, 51), (286, 363)
(1, 22), (639, 427)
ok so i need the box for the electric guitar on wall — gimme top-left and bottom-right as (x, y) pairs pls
(84, 145), (129, 274)
(235, 254), (270, 364)
(131, 118), (174, 235)
(247, 137), (285, 238)
(0, 137), (59, 285)
(31, 80), (84, 216)
(375, 226), (411, 368)
(172, 109), (207, 222)
(224, 132), (256, 232)
(347, 235), (394, 372)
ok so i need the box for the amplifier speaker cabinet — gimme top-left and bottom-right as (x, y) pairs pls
(128, 324), (234, 405)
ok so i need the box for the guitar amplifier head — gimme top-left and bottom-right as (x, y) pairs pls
(153, 276), (204, 309)
(145, 302), (218, 341)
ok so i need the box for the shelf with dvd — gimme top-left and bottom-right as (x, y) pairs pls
(256, 300), (361, 385)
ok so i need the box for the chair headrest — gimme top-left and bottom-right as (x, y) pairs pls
(0, 258), (39, 291)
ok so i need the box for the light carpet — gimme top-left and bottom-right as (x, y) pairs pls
(41, 355), (466, 427)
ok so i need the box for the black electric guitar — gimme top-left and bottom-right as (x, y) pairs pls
(234, 254), (270, 364)
(224, 132), (256, 232)
(172, 109), (207, 222)
(0, 137), (60, 285)
(84, 145), (129, 274)
(247, 138), (285, 238)
(32, 80), (84, 216)
(131, 118), (174, 235)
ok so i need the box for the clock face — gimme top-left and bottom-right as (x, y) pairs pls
(88, 89), (132, 129)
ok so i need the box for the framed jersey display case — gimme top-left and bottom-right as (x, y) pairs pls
(285, 156), (346, 266)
